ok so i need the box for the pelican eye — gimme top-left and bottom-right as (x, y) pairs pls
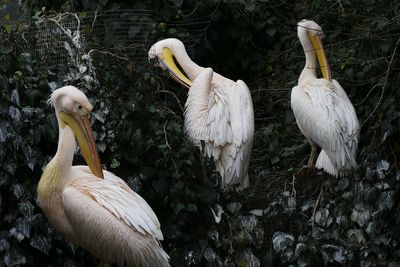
(76, 104), (87, 115)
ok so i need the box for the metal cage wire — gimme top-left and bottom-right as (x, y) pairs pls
(0, 9), (329, 210)
(23, 9), (214, 65)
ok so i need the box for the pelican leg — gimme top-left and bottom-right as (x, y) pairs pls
(307, 143), (318, 168)
(99, 261), (112, 267)
(296, 143), (318, 177)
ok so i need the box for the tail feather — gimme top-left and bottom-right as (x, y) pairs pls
(234, 174), (249, 191)
(316, 150), (354, 177)
(316, 150), (339, 177)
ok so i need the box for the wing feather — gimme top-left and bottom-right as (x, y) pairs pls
(66, 169), (163, 241)
(184, 68), (254, 189)
(207, 83), (231, 146)
(291, 78), (359, 176)
(206, 80), (254, 189)
(61, 167), (169, 266)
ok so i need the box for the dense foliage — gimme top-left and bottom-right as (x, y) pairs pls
(1, 0), (400, 266)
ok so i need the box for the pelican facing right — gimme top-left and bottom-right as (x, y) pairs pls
(37, 86), (170, 267)
(291, 20), (360, 177)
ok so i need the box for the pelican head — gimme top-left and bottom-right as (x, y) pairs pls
(50, 86), (104, 178)
(297, 19), (331, 81)
(148, 38), (192, 88)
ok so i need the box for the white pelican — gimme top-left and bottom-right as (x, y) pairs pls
(148, 38), (254, 191)
(37, 86), (170, 267)
(291, 20), (359, 177)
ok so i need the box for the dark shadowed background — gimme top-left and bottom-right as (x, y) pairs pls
(0, 0), (400, 266)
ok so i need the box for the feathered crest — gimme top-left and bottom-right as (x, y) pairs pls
(46, 86), (92, 112)
(47, 89), (61, 108)
(47, 94), (55, 107)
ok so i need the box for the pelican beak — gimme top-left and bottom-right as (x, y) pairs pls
(308, 33), (331, 81)
(159, 47), (192, 88)
(60, 112), (104, 178)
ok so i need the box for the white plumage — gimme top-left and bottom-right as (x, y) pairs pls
(185, 68), (254, 189)
(149, 39), (254, 190)
(67, 167), (163, 239)
(38, 86), (170, 267)
(292, 20), (359, 177)
(62, 167), (169, 267)
(291, 79), (359, 176)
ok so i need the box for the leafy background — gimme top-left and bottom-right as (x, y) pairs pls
(1, 0), (400, 266)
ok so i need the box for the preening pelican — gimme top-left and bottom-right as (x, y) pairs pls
(37, 86), (170, 267)
(291, 20), (359, 177)
(148, 38), (254, 190)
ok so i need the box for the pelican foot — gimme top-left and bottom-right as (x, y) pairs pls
(295, 166), (317, 178)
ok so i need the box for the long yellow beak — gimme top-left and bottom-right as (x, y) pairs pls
(160, 47), (192, 88)
(60, 112), (104, 178)
(308, 34), (331, 81)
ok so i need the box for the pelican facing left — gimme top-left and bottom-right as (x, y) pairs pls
(37, 86), (170, 267)
(149, 38), (254, 191)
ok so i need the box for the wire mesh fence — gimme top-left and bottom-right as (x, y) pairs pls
(0, 8), (362, 211)
(33, 10), (155, 65)
(1, 9), (214, 66)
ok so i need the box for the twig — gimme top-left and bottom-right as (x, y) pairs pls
(311, 2), (340, 21)
(48, 13), (81, 49)
(359, 35), (400, 129)
(354, 83), (383, 106)
(163, 122), (172, 150)
(88, 10), (97, 36)
(337, 0), (344, 13)
(162, 0), (184, 9)
(158, 89), (184, 112)
(87, 49), (130, 61)
(181, 1), (198, 17)
(196, 0), (221, 39)
(291, 173), (297, 197)
(311, 187), (323, 229)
